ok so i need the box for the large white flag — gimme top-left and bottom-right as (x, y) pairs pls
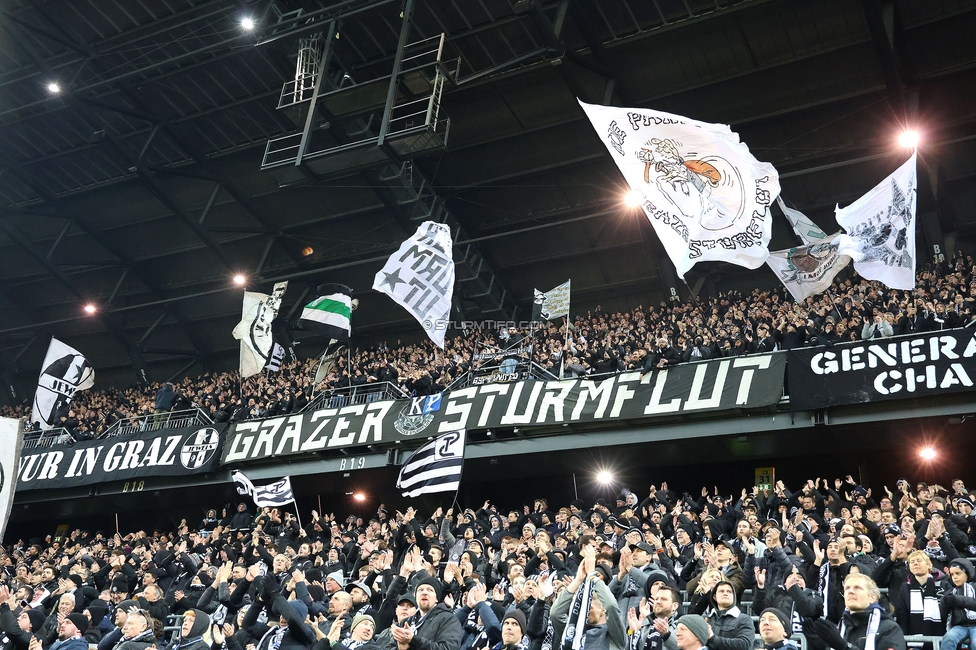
(579, 100), (780, 278)
(232, 282), (287, 378)
(766, 198), (851, 301)
(373, 221), (454, 348)
(833, 153), (917, 290)
(0, 417), (23, 540)
(31, 338), (95, 430)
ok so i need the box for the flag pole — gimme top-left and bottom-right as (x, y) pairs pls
(825, 289), (845, 321)
(293, 495), (303, 530)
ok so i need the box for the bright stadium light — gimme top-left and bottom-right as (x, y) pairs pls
(624, 190), (643, 208)
(233, 274), (246, 286)
(596, 470), (614, 485)
(47, 81), (61, 94)
(240, 16), (255, 31)
(898, 130), (920, 149)
(353, 493), (366, 502)
(83, 304), (96, 314)
(919, 447), (937, 461)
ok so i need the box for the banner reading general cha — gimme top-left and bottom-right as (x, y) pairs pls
(17, 424), (225, 491)
(788, 329), (976, 410)
(221, 353), (785, 464)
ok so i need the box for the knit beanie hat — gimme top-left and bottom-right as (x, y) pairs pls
(25, 608), (46, 632)
(676, 615), (709, 644)
(350, 614), (375, 634)
(416, 577), (442, 601)
(66, 613), (90, 632)
(760, 608), (791, 634)
(502, 609), (527, 634)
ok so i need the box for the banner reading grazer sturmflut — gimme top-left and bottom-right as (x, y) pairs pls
(16, 425), (225, 491)
(788, 329), (976, 410)
(222, 353), (785, 464)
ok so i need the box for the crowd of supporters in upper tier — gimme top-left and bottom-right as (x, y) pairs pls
(3, 252), (975, 438)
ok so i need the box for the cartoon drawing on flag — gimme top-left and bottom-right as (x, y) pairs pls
(580, 100), (780, 278)
(232, 281), (288, 378)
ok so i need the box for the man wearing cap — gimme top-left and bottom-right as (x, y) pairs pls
(389, 577), (462, 650)
(42, 614), (89, 650)
(704, 581), (752, 650)
(346, 583), (375, 618)
(610, 545), (671, 628)
(757, 608), (798, 650)
(371, 594), (417, 650)
(673, 615), (709, 650)
(805, 573), (905, 650)
(0, 585), (45, 650)
(491, 609), (525, 650)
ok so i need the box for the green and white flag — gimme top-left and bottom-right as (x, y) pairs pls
(300, 293), (352, 343)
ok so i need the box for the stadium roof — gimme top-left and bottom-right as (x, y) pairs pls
(1, 0), (975, 389)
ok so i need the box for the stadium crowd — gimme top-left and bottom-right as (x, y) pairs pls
(4, 476), (976, 650)
(2, 253), (974, 439)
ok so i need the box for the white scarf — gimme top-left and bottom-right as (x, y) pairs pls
(839, 607), (881, 650)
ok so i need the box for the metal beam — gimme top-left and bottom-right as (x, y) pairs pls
(296, 22), (337, 165)
(377, 0), (415, 146)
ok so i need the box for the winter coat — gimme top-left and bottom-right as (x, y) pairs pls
(835, 606), (905, 650)
(408, 603), (464, 650)
(704, 606), (754, 650)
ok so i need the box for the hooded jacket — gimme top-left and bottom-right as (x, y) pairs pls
(168, 609), (211, 650)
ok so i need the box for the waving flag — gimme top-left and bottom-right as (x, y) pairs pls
(833, 153), (917, 290)
(766, 198), (850, 301)
(232, 470), (295, 507)
(232, 282), (287, 378)
(532, 280), (571, 322)
(579, 100), (780, 278)
(300, 283), (354, 343)
(396, 430), (465, 497)
(31, 338), (95, 430)
(373, 222), (454, 348)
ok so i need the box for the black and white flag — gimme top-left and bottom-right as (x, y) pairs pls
(232, 470), (295, 507)
(579, 100), (780, 278)
(396, 430), (465, 497)
(833, 152), (917, 290)
(373, 221), (454, 348)
(232, 282), (288, 378)
(0, 417), (24, 541)
(766, 198), (850, 301)
(532, 280), (571, 322)
(265, 343), (286, 373)
(31, 338), (95, 430)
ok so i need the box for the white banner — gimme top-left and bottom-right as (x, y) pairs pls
(31, 338), (95, 430)
(766, 199), (850, 301)
(833, 153), (917, 290)
(534, 280), (571, 321)
(232, 282), (288, 378)
(579, 100), (780, 278)
(232, 470), (295, 507)
(373, 221), (455, 348)
(0, 418), (23, 541)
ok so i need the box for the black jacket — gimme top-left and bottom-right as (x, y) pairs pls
(407, 603), (464, 650)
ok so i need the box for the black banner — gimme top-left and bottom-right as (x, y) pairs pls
(17, 425), (225, 491)
(222, 353), (785, 464)
(788, 329), (976, 410)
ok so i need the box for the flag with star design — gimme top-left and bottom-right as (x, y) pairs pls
(31, 337), (95, 430)
(372, 221), (455, 348)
